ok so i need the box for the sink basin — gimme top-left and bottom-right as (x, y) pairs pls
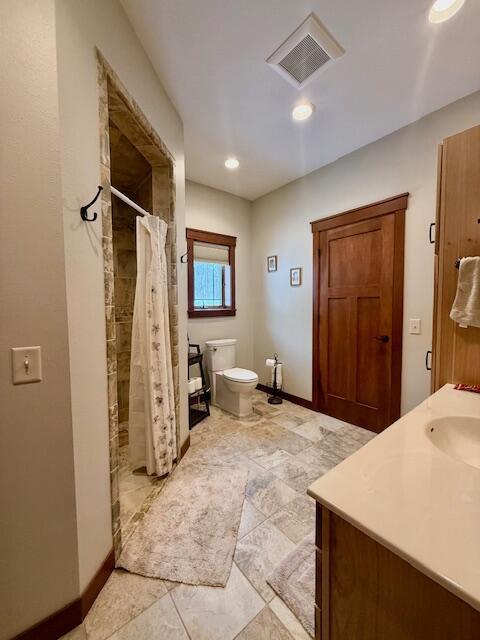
(426, 416), (480, 470)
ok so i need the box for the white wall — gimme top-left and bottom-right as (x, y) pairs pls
(252, 91), (480, 414)
(55, 0), (188, 593)
(0, 2), (79, 638)
(186, 181), (254, 370)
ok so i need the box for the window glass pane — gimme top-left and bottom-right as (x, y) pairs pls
(224, 265), (231, 307)
(194, 261), (223, 308)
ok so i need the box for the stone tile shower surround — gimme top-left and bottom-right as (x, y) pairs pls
(97, 51), (179, 558)
(112, 202), (136, 432)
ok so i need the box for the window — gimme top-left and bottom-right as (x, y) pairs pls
(187, 228), (236, 317)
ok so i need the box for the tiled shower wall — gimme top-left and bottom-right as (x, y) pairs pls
(112, 200), (136, 436)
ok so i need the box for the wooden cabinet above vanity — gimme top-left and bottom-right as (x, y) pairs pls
(432, 124), (480, 389)
(308, 385), (480, 640)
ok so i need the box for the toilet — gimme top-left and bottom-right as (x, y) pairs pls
(205, 339), (258, 417)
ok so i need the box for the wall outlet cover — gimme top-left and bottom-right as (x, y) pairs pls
(409, 319), (421, 335)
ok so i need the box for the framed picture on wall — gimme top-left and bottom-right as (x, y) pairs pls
(267, 255), (277, 272)
(290, 267), (302, 287)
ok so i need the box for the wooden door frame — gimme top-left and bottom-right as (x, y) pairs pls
(311, 194), (408, 425)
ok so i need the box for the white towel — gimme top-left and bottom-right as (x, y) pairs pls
(450, 257), (480, 328)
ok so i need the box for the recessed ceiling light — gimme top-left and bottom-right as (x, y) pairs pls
(429, 0), (465, 23)
(225, 157), (239, 170)
(292, 101), (315, 122)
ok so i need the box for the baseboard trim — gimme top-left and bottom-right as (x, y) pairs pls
(256, 384), (313, 410)
(12, 549), (115, 640)
(11, 600), (82, 640)
(80, 548), (115, 618)
(180, 434), (191, 458)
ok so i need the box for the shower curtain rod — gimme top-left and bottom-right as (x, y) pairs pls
(111, 185), (150, 217)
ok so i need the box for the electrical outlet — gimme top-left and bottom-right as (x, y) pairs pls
(409, 319), (421, 335)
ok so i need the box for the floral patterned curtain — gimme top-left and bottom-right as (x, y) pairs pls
(129, 215), (177, 476)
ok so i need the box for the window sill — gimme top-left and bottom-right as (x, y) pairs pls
(188, 308), (236, 318)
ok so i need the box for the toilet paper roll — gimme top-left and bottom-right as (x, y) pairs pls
(187, 379), (196, 394)
(266, 358), (276, 367)
(271, 363), (282, 388)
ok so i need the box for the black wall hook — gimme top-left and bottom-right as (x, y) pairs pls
(80, 186), (103, 222)
(180, 250), (189, 263)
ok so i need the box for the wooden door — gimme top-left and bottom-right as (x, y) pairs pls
(432, 124), (480, 389)
(312, 195), (407, 432)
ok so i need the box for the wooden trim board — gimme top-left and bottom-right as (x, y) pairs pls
(310, 193), (408, 233)
(186, 227), (237, 246)
(12, 549), (115, 640)
(256, 383), (313, 410)
(180, 434), (191, 458)
(186, 227), (237, 318)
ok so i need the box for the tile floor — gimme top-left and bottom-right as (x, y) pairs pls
(63, 391), (375, 640)
(118, 436), (166, 543)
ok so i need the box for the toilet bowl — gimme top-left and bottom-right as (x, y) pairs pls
(205, 340), (258, 417)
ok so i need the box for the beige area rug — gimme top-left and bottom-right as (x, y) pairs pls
(267, 532), (315, 637)
(118, 460), (248, 586)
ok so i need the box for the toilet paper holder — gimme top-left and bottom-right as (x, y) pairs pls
(266, 353), (283, 405)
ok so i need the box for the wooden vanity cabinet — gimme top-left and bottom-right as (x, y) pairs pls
(315, 506), (480, 640)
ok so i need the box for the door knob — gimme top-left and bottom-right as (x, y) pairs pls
(374, 335), (390, 343)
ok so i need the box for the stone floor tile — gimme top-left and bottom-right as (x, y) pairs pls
(238, 499), (267, 539)
(279, 402), (316, 420)
(234, 520), (295, 602)
(185, 438), (239, 465)
(270, 458), (322, 493)
(247, 448), (293, 470)
(270, 413), (306, 431)
(245, 466), (298, 517)
(88, 391), (363, 640)
(120, 485), (157, 527)
(108, 593), (188, 639)
(84, 570), (167, 640)
(269, 597), (311, 640)
(288, 419), (333, 444)
(313, 431), (364, 460)
(171, 564), (264, 640)
(336, 422), (376, 445)
(269, 495), (316, 544)
(235, 605), (294, 639)
(313, 413), (349, 432)
(295, 446), (343, 476)
(60, 624), (87, 640)
(253, 400), (283, 418)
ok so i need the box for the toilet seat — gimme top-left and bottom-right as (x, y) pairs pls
(223, 367), (258, 383)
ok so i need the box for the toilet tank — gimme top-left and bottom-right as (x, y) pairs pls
(205, 339), (237, 372)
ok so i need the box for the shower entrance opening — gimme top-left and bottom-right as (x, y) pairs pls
(97, 52), (179, 558)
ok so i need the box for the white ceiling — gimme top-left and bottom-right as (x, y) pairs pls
(121, 0), (480, 201)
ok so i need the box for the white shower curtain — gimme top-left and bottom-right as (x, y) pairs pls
(129, 215), (177, 476)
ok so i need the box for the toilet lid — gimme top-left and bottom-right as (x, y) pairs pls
(223, 367), (258, 383)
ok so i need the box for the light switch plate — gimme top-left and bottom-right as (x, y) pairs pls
(409, 319), (421, 335)
(11, 346), (42, 384)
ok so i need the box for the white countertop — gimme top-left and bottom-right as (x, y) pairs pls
(308, 384), (480, 612)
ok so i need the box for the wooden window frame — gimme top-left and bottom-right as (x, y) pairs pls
(187, 228), (237, 318)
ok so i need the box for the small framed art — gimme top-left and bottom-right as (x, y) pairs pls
(267, 255), (277, 272)
(290, 267), (302, 287)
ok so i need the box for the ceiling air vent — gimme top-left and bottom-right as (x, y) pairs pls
(267, 13), (344, 89)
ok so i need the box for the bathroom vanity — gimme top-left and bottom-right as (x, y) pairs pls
(308, 385), (480, 639)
